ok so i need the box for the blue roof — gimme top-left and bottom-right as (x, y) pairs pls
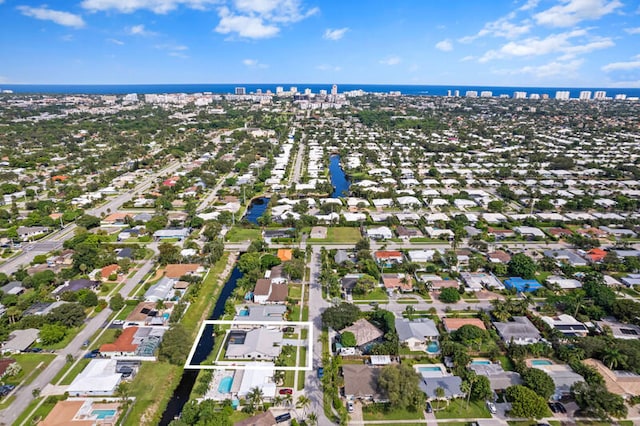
(504, 277), (542, 292)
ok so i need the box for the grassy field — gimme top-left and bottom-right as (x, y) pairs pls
(353, 288), (389, 301)
(309, 226), (362, 243)
(123, 362), (183, 426)
(4, 353), (56, 387)
(297, 370), (306, 391)
(362, 404), (425, 421)
(434, 399), (491, 419)
(115, 303), (138, 320)
(58, 358), (91, 385)
(225, 227), (261, 242)
(288, 284), (303, 299)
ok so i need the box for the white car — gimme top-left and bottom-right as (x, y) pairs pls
(486, 401), (497, 414)
(347, 401), (354, 413)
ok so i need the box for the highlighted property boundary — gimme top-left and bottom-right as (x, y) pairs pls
(185, 320), (313, 371)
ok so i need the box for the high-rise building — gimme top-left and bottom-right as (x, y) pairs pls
(319, 89), (327, 96)
(276, 86), (284, 94)
(594, 91), (607, 100)
(290, 86), (298, 94)
(304, 88), (312, 95)
(513, 91), (527, 99)
(465, 91), (478, 98)
(331, 84), (338, 95)
(447, 90), (452, 97)
(529, 93), (540, 100)
(256, 89), (262, 94)
(454, 90), (460, 97)
(579, 91), (592, 100)
(615, 94), (627, 100)
(555, 91), (570, 100)
(480, 91), (492, 97)
(235, 87), (246, 95)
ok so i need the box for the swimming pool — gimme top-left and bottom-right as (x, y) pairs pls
(418, 366), (442, 372)
(531, 359), (553, 366)
(426, 341), (440, 353)
(218, 376), (233, 393)
(238, 309), (249, 316)
(471, 360), (492, 365)
(92, 409), (116, 419)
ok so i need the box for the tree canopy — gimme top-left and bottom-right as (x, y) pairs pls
(505, 385), (550, 419)
(321, 303), (361, 331)
(507, 253), (537, 279)
(377, 364), (424, 410)
(522, 368), (555, 399)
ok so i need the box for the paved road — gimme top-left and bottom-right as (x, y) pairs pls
(0, 244), (161, 425)
(0, 161), (182, 275)
(304, 246), (334, 426)
(288, 129), (305, 187)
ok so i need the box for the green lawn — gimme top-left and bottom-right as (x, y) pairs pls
(498, 355), (515, 371)
(312, 227), (361, 243)
(39, 326), (84, 350)
(124, 362), (183, 426)
(115, 303), (138, 320)
(13, 397), (44, 425)
(353, 288), (389, 301)
(434, 399), (491, 419)
(89, 328), (119, 351)
(0, 395), (16, 410)
(225, 227), (261, 242)
(362, 404), (424, 421)
(58, 358), (91, 385)
(297, 370), (306, 391)
(4, 353), (56, 386)
(288, 284), (303, 299)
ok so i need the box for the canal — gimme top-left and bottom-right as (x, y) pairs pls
(244, 197), (270, 224)
(159, 266), (243, 425)
(329, 155), (350, 198)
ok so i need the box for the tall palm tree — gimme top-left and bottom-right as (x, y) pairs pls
(272, 395), (283, 407)
(284, 393), (293, 408)
(435, 387), (445, 410)
(307, 412), (318, 426)
(296, 395), (311, 416)
(247, 386), (264, 411)
(603, 348), (628, 370)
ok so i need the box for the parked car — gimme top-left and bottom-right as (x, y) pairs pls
(83, 352), (97, 359)
(486, 401), (497, 414)
(278, 388), (293, 395)
(548, 402), (558, 413)
(425, 402), (433, 413)
(317, 367), (324, 379)
(347, 401), (354, 413)
(82, 340), (90, 347)
(555, 402), (566, 413)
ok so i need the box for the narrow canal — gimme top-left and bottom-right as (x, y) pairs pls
(329, 155), (350, 198)
(244, 197), (270, 224)
(159, 266), (243, 425)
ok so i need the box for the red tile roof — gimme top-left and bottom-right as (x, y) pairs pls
(100, 327), (138, 353)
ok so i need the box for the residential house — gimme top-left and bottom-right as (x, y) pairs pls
(487, 250), (511, 264)
(545, 275), (582, 289)
(225, 328), (283, 360)
(144, 277), (176, 302)
(529, 361), (584, 400)
(253, 279), (288, 304)
(0, 358), (16, 378)
(16, 226), (49, 241)
(543, 249), (588, 267)
(2, 329), (39, 353)
(582, 358), (640, 399)
(1, 281), (25, 296)
(100, 264), (120, 281)
(374, 250), (404, 267)
(460, 272), (504, 291)
(164, 263), (202, 279)
(53, 279), (99, 294)
(99, 326), (166, 359)
(340, 319), (384, 351)
(407, 249), (436, 263)
(541, 314), (589, 337)
(469, 362), (522, 391)
(382, 273), (413, 292)
(395, 225), (423, 240)
(596, 318), (640, 340)
(419, 375), (464, 400)
(342, 364), (386, 402)
(442, 318), (487, 333)
(504, 277), (543, 293)
(395, 318), (439, 352)
(366, 226), (393, 240)
(153, 228), (190, 240)
(233, 305), (287, 323)
(514, 226), (546, 239)
(493, 316), (542, 345)
(67, 359), (122, 397)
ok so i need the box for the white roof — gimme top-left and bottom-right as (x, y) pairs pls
(237, 362), (277, 399)
(67, 359), (121, 394)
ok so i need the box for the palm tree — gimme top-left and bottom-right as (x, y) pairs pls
(404, 304), (416, 320)
(602, 348), (628, 370)
(284, 393), (293, 408)
(272, 395), (283, 407)
(247, 386), (264, 411)
(307, 412), (318, 426)
(296, 395), (311, 416)
(435, 387), (445, 410)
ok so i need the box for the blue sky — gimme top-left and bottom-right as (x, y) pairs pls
(1, 0), (639, 86)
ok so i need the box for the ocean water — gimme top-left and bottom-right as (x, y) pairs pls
(1, 83), (639, 99)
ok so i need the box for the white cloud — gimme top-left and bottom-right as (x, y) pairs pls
(459, 13), (530, 43)
(215, 7), (280, 38)
(497, 58), (584, 78)
(81, 0), (218, 14)
(479, 29), (613, 62)
(323, 27), (348, 41)
(215, 1), (317, 39)
(519, 0), (539, 11)
(625, 27), (640, 34)
(460, 55), (475, 62)
(107, 38), (124, 45)
(608, 79), (640, 87)
(243, 58), (268, 68)
(602, 58), (640, 72)
(435, 39), (453, 51)
(534, 0), (622, 27)
(128, 24), (157, 36)
(379, 56), (401, 65)
(17, 6), (86, 28)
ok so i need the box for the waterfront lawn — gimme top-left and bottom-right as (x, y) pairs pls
(353, 288), (389, 301)
(225, 228), (261, 242)
(124, 362), (183, 426)
(362, 403), (424, 421)
(434, 399), (491, 419)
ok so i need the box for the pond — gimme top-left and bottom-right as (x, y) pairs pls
(329, 155), (350, 198)
(244, 197), (270, 224)
(159, 266), (243, 425)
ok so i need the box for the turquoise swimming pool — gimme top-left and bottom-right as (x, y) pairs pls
(471, 360), (492, 365)
(218, 376), (233, 393)
(426, 341), (440, 353)
(418, 366), (442, 372)
(92, 409), (116, 419)
(531, 359), (552, 366)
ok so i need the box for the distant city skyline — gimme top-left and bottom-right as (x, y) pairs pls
(1, 0), (640, 87)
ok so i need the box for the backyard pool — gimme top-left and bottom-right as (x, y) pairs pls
(531, 359), (553, 366)
(471, 359), (492, 365)
(426, 341), (440, 354)
(238, 309), (249, 316)
(418, 366), (442, 372)
(218, 376), (233, 393)
(92, 409), (116, 419)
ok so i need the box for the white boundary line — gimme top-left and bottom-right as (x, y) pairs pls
(184, 320), (313, 371)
